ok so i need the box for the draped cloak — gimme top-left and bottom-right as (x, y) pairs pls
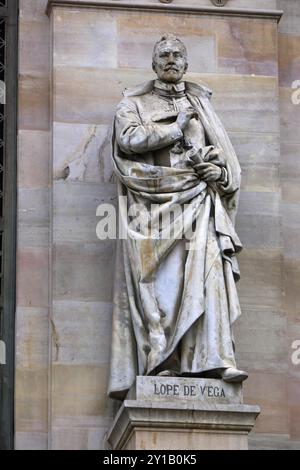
(108, 80), (243, 399)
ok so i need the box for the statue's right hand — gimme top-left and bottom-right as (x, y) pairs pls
(176, 109), (197, 130)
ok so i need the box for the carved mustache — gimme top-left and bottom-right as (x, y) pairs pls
(164, 66), (179, 71)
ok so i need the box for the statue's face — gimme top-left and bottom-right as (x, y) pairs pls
(153, 40), (188, 84)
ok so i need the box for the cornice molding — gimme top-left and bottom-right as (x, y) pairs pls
(46, 1), (283, 22)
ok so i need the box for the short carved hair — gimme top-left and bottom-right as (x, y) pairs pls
(152, 33), (187, 62)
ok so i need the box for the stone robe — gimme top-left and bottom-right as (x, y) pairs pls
(108, 80), (242, 400)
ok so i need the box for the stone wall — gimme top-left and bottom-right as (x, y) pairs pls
(16, 0), (51, 450)
(15, 0), (300, 449)
(278, 0), (300, 449)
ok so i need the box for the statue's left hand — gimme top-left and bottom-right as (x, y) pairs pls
(194, 162), (222, 182)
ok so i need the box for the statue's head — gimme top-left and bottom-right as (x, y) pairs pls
(152, 33), (188, 84)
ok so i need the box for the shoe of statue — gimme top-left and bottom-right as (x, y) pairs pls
(221, 367), (248, 383)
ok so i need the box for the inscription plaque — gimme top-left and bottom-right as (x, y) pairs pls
(131, 376), (243, 405)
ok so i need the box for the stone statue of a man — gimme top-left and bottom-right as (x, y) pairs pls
(108, 34), (247, 400)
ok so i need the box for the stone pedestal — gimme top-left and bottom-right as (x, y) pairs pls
(106, 377), (260, 450)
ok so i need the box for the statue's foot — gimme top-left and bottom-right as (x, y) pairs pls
(221, 367), (248, 383)
(157, 370), (177, 377)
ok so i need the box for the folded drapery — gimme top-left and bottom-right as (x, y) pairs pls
(108, 81), (243, 399)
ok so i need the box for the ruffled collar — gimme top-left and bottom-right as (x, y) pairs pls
(153, 79), (186, 98)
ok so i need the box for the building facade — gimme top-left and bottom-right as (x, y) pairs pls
(0, 0), (299, 450)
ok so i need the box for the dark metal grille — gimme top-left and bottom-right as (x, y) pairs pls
(0, 0), (17, 450)
(0, 17), (5, 333)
